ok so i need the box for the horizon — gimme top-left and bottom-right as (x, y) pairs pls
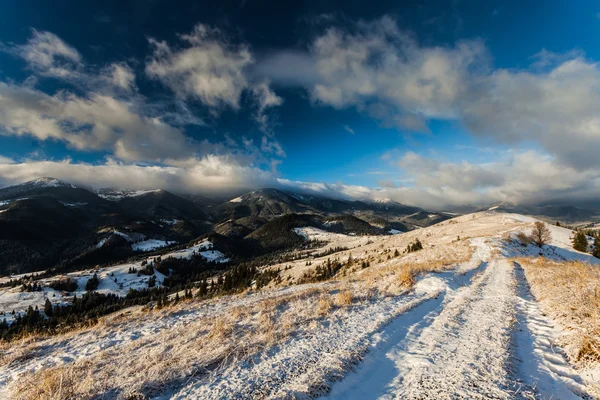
(1, 1), (600, 209)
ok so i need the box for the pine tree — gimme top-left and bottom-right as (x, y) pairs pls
(593, 237), (600, 259)
(572, 231), (588, 252)
(44, 298), (53, 317)
(85, 273), (100, 291)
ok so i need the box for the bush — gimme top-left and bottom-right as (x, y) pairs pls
(49, 277), (78, 292)
(530, 221), (551, 248)
(85, 273), (100, 291)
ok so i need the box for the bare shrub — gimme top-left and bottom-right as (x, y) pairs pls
(529, 221), (552, 247)
(335, 290), (353, 306)
(396, 268), (416, 287)
(516, 232), (532, 246)
(317, 296), (332, 316)
(208, 318), (233, 340)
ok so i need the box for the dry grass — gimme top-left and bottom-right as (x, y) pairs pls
(335, 290), (353, 306)
(519, 259), (600, 367)
(8, 286), (347, 399)
(396, 268), (417, 287)
(6, 227), (480, 399)
(12, 365), (91, 400)
(317, 296), (332, 316)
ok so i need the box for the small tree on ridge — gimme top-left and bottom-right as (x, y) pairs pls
(530, 221), (552, 248)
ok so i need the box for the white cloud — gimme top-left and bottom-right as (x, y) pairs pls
(103, 63), (136, 91)
(343, 125), (355, 134)
(0, 156), (15, 164)
(146, 24), (254, 110)
(0, 82), (191, 161)
(307, 16), (487, 130)
(387, 150), (600, 209)
(258, 17), (600, 172)
(251, 80), (283, 134)
(3, 29), (137, 94)
(0, 156), (276, 196)
(8, 29), (82, 79)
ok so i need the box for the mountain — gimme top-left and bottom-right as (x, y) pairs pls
(212, 188), (442, 234)
(0, 179), (212, 275)
(0, 178), (454, 275)
(483, 202), (599, 223)
(116, 189), (207, 221)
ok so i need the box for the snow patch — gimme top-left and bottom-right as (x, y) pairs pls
(132, 239), (176, 252)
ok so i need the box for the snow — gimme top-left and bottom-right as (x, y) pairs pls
(389, 229), (402, 235)
(60, 201), (87, 207)
(160, 218), (180, 225)
(156, 239), (229, 263)
(0, 198), (27, 207)
(294, 227), (350, 242)
(2, 211), (599, 399)
(513, 263), (589, 399)
(31, 177), (76, 188)
(0, 263), (167, 319)
(228, 196), (243, 203)
(97, 189), (162, 201)
(132, 239), (176, 252)
(488, 205), (500, 210)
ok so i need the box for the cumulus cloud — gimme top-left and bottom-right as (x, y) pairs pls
(386, 150), (600, 209)
(251, 80), (283, 134)
(146, 24), (254, 110)
(6, 29), (83, 79)
(257, 17), (600, 173)
(0, 82), (191, 161)
(3, 29), (137, 94)
(145, 24), (285, 152)
(461, 57), (600, 169)
(295, 16), (488, 131)
(103, 63), (136, 91)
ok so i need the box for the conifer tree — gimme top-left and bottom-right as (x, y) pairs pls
(572, 230), (588, 252)
(44, 298), (53, 317)
(86, 273), (100, 291)
(593, 237), (600, 259)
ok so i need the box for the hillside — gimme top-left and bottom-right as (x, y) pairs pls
(2, 211), (599, 399)
(0, 179), (448, 275)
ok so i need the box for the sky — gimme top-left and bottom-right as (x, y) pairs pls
(1, 0), (600, 210)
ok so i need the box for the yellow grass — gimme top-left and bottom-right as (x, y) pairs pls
(335, 290), (353, 306)
(519, 259), (600, 367)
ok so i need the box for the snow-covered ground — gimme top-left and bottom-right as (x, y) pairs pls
(158, 239), (229, 263)
(1, 212), (599, 399)
(0, 239), (228, 319)
(132, 239), (176, 252)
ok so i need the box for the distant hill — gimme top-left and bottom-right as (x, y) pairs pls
(0, 178), (456, 274)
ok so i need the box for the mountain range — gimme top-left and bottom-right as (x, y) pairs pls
(0, 177), (454, 275)
(1, 177), (597, 275)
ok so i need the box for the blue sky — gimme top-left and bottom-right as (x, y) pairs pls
(1, 0), (600, 209)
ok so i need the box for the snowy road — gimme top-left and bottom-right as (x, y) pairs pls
(324, 257), (591, 400)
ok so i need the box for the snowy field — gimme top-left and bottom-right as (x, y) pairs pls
(0, 239), (228, 320)
(1, 212), (599, 399)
